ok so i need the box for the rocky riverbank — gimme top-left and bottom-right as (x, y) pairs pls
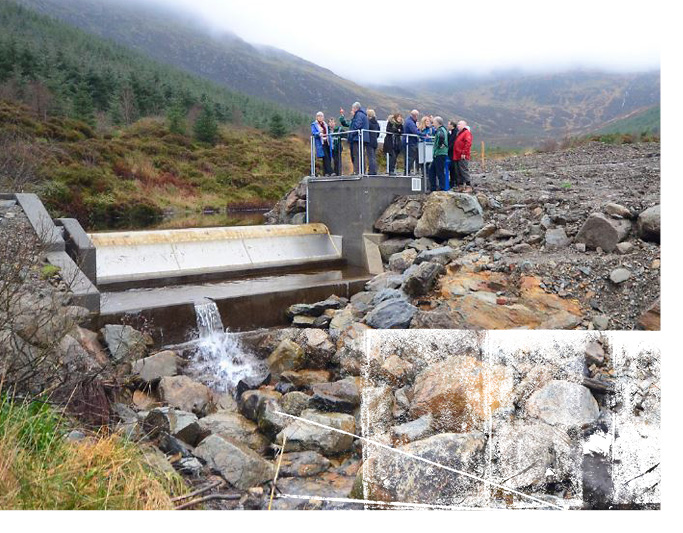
(274, 141), (660, 331)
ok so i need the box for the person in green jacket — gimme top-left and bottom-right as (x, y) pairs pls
(428, 116), (449, 191)
(328, 117), (343, 176)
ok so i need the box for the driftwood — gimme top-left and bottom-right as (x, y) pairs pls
(171, 480), (224, 502)
(175, 493), (241, 510)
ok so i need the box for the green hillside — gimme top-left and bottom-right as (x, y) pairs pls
(0, 1), (307, 131)
(594, 105), (660, 136)
(0, 2), (312, 228)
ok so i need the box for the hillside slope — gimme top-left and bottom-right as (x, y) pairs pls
(17, 0), (660, 146)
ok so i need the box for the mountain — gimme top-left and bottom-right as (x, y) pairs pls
(15, 0), (660, 146)
(0, 0), (308, 131)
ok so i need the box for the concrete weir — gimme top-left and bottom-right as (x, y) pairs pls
(90, 223), (343, 288)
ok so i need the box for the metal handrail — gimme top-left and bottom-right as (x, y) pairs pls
(310, 129), (429, 182)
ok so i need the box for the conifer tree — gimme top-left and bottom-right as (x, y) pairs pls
(193, 104), (218, 144)
(269, 113), (287, 138)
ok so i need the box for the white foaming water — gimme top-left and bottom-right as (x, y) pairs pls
(190, 300), (267, 393)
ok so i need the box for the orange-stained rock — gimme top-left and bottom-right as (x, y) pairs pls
(637, 298), (660, 330)
(410, 356), (514, 432)
(436, 268), (583, 330)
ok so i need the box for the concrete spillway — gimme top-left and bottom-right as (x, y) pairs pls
(89, 223), (343, 288)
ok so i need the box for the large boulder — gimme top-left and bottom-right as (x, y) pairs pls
(401, 261), (445, 297)
(310, 378), (360, 413)
(636, 205), (660, 243)
(131, 350), (177, 382)
(574, 213), (631, 252)
(410, 356), (514, 432)
(489, 420), (580, 491)
(197, 410), (271, 454)
(158, 375), (211, 415)
(142, 407), (200, 445)
(279, 451), (331, 478)
(239, 389), (282, 421)
(364, 299), (417, 329)
(379, 237), (412, 262)
(526, 380), (599, 427)
(297, 328), (335, 368)
(414, 192), (484, 238)
(333, 323), (370, 376)
(194, 434), (274, 490)
(101, 324), (148, 361)
(275, 409), (355, 455)
(374, 195), (424, 235)
(267, 339), (305, 379)
(388, 248), (418, 272)
(359, 432), (487, 505)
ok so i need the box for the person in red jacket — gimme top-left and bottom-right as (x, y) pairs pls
(452, 120), (473, 193)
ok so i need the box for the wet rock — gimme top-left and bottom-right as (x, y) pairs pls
(311, 379), (360, 413)
(401, 261), (445, 297)
(406, 237), (439, 253)
(101, 324), (148, 361)
(194, 434), (275, 490)
(159, 375), (211, 415)
(390, 414), (434, 445)
(197, 410), (271, 454)
(414, 192), (485, 238)
(414, 246), (456, 265)
(410, 356), (513, 432)
(240, 389), (282, 421)
(280, 451), (332, 477)
(575, 213), (631, 252)
(287, 297), (346, 318)
(615, 242), (634, 254)
(544, 228), (571, 250)
(333, 323), (370, 376)
(176, 456), (203, 477)
(585, 341), (605, 365)
(388, 248), (417, 272)
(131, 350), (177, 382)
(609, 268), (631, 284)
(359, 432), (486, 505)
(526, 380), (599, 427)
(365, 299), (418, 329)
(637, 298), (660, 330)
(267, 339), (305, 379)
(257, 398), (289, 438)
(158, 433), (195, 457)
(365, 271), (404, 292)
(511, 243), (533, 253)
(637, 205), (660, 243)
(379, 237), (412, 262)
(143, 407), (200, 444)
(490, 420), (578, 490)
(275, 409), (355, 455)
(298, 328), (335, 368)
(604, 203), (631, 219)
(361, 385), (395, 437)
(371, 288), (406, 306)
(281, 369), (331, 389)
(374, 195), (424, 235)
(475, 223), (497, 239)
(281, 391), (311, 416)
(379, 354), (415, 385)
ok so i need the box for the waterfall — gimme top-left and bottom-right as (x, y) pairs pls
(189, 299), (267, 393)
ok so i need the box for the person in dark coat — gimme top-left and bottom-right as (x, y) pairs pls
(404, 110), (420, 175)
(328, 117), (342, 176)
(446, 119), (457, 189)
(366, 109), (380, 175)
(428, 117), (449, 192)
(348, 102), (369, 175)
(311, 111), (332, 176)
(383, 114), (404, 175)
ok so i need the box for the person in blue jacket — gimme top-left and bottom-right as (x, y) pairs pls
(311, 111), (332, 176)
(342, 102), (370, 175)
(404, 109), (420, 175)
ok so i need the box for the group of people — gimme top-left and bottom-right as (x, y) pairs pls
(311, 103), (473, 192)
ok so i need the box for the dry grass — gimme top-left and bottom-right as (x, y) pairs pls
(0, 394), (186, 510)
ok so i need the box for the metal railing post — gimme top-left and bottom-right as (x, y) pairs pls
(310, 136), (315, 177)
(359, 132), (364, 176)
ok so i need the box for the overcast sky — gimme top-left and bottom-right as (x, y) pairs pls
(137, 0), (661, 85)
